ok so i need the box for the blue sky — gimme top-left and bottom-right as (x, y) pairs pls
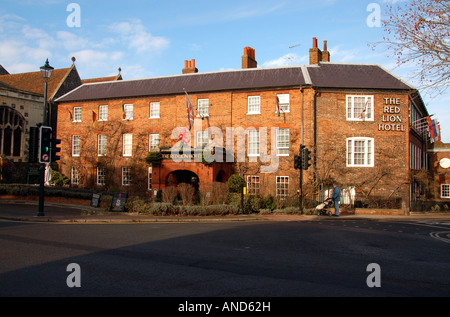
(0, 0), (448, 142)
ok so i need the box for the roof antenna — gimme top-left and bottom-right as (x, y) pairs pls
(288, 44), (300, 65)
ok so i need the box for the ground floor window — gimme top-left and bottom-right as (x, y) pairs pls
(276, 176), (289, 199)
(247, 175), (260, 196)
(122, 167), (131, 186)
(71, 166), (80, 185)
(97, 167), (106, 186)
(441, 184), (450, 198)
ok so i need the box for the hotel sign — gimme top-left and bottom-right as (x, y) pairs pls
(378, 98), (405, 132)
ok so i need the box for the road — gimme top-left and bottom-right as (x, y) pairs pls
(1, 216), (449, 301)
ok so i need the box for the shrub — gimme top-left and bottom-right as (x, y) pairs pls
(162, 186), (177, 204)
(226, 174), (244, 193)
(178, 183), (195, 206)
(50, 171), (70, 186)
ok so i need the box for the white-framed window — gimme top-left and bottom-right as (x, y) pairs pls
(148, 166), (152, 191)
(196, 130), (209, 148)
(197, 99), (209, 117)
(247, 175), (260, 196)
(123, 104), (133, 120)
(98, 134), (107, 156)
(441, 184), (450, 198)
(346, 95), (374, 121)
(149, 102), (160, 119)
(247, 96), (260, 114)
(276, 176), (289, 199)
(276, 128), (289, 156)
(122, 167), (132, 186)
(248, 129), (260, 156)
(72, 135), (80, 157)
(277, 94), (290, 113)
(71, 166), (80, 185)
(123, 133), (132, 156)
(73, 107), (82, 122)
(97, 167), (106, 186)
(98, 105), (108, 121)
(149, 133), (160, 152)
(347, 137), (374, 167)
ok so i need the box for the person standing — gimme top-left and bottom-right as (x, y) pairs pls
(332, 182), (341, 216)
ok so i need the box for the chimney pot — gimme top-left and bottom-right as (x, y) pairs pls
(313, 37), (318, 48)
(192, 59), (195, 68)
(184, 60), (188, 68)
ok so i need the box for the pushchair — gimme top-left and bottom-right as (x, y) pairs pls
(315, 197), (333, 216)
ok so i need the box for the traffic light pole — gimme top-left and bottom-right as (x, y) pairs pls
(299, 160), (303, 214)
(38, 164), (45, 216)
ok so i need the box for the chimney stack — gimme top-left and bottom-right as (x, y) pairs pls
(322, 40), (330, 62)
(182, 59), (198, 74)
(242, 47), (257, 69)
(309, 37), (330, 65)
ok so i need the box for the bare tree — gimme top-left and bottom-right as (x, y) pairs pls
(375, 0), (449, 94)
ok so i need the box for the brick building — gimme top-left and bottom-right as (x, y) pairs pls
(56, 38), (432, 210)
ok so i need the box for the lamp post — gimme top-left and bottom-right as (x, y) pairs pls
(37, 59), (53, 217)
(40, 58), (54, 126)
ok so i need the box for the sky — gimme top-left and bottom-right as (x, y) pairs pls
(0, 0), (448, 142)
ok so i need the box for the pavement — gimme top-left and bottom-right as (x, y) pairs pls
(1, 199), (450, 224)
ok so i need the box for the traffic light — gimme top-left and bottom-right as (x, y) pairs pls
(29, 126), (39, 163)
(294, 155), (301, 169)
(39, 126), (52, 163)
(301, 146), (312, 170)
(51, 137), (61, 162)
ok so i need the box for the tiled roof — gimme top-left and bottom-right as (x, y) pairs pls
(0, 66), (74, 100)
(56, 63), (415, 103)
(81, 73), (122, 84)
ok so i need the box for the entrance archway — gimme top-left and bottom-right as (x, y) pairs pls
(166, 170), (199, 191)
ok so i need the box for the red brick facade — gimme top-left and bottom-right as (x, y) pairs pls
(56, 42), (432, 209)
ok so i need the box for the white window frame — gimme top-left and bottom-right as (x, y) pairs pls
(149, 133), (160, 152)
(276, 128), (290, 156)
(247, 175), (260, 196)
(346, 137), (374, 167)
(122, 167), (132, 186)
(72, 135), (80, 157)
(98, 134), (107, 156)
(97, 167), (106, 186)
(276, 176), (289, 199)
(123, 133), (132, 157)
(441, 184), (450, 199)
(73, 107), (82, 122)
(148, 166), (152, 191)
(247, 129), (260, 157)
(71, 166), (80, 185)
(277, 94), (290, 113)
(247, 96), (261, 115)
(149, 102), (160, 119)
(197, 99), (209, 117)
(123, 104), (133, 120)
(98, 105), (108, 121)
(196, 130), (209, 149)
(346, 95), (374, 121)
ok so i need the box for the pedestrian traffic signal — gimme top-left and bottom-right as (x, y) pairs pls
(39, 126), (52, 163)
(301, 146), (311, 170)
(294, 155), (301, 169)
(51, 137), (61, 162)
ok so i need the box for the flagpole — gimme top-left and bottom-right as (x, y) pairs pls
(183, 88), (199, 113)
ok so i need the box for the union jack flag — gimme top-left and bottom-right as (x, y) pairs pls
(186, 94), (195, 130)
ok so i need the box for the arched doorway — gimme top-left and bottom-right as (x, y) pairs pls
(166, 170), (199, 191)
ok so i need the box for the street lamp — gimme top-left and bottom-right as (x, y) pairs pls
(38, 58), (53, 217)
(40, 58), (54, 126)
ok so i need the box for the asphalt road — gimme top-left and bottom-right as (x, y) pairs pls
(0, 217), (449, 302)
